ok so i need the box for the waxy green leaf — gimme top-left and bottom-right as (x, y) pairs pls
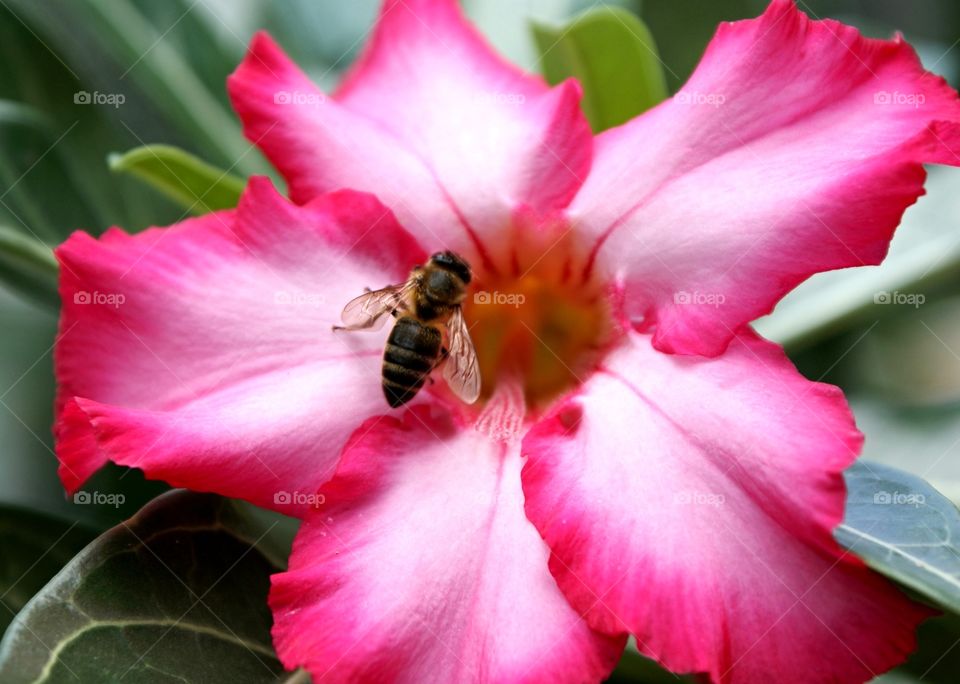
(0, 491), (288, 683)
(837, 460), (960, 614)
(531, 6), (668, 132)
(109, 145), (246, 215)
(0, 506), (95, 634)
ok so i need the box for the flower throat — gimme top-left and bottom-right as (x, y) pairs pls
(461, 218), (614, 411)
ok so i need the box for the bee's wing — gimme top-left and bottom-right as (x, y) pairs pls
(443, 306), (481, 404)
(338, 283), (411, 331)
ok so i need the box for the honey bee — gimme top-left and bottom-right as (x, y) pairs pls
(334, 251), (481, 407)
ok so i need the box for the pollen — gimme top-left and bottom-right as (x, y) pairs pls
(461, 214), (615, 411)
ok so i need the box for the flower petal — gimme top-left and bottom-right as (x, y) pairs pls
(270, 407), (624, 683)
(228, 33), (452, 249)
(521, 331), (931, 683)
(55, 177), (426, 515)
(572, 0), (960, 356)
(335, 0), (592, 217)
(227, 0), (592, 256)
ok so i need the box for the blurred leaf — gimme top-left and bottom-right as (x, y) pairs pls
(261, 0), (372, 89)
(892, 613), (960, 684)
(110, 144), (246, 215)
(5, 0), (259, 175)
(133, 0), (246, 101)
(605, 641), (696, 683)
(836, 460), (960, 614)
(0, 8), (184, 244)
(0, 100), (100, 241)
(0, 226), (58, 309)
(850, 397), (960, 507)
(0, 491), (286, 683)
(532, 6), (667, 132)
(638, 0), (759, 92)
(74, 0), (256, 171)
(852, 296), (960, 407)
(0, 505), (95, 635)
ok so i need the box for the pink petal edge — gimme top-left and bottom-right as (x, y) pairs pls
(227, 0), (593, 257)
(521, 330), (932, 683)
(270, 405), (625, 683)
(573, 0), (960, 356)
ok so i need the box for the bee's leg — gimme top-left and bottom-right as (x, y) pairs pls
(332, 318), (384, 332)
(332, 321), (382, 332)
(427, 350), (449, 385)
(388, 291), (407, 318)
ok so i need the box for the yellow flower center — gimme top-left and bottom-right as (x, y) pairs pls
(461, 217), (615, 410)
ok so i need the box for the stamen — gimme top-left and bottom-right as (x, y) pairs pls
(461, 214), (616, 410)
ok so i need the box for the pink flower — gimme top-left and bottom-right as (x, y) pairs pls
(54, 0), (960, 681)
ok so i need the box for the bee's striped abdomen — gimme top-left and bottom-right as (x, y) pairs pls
(382, 316), (442, 408)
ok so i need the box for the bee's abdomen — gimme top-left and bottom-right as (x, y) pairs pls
(383, 317), (442, 408)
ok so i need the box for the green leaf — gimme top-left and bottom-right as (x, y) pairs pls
(0, 506), (95, 635)
(0, 491), (288, 683)
(110, 145), (246, 215)
(836, 460), (960, 614)
(0, 3), (201, 239)
(894, 613), (960, 683)
(531, 6), (667, 132)
(0, 100), (102, 242)
(4, 0), (260, 176)
(0, 226), (58, 309)
(607, 641), (697, 683)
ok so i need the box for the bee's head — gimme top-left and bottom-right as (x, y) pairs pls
(429, 251), (472, 285)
